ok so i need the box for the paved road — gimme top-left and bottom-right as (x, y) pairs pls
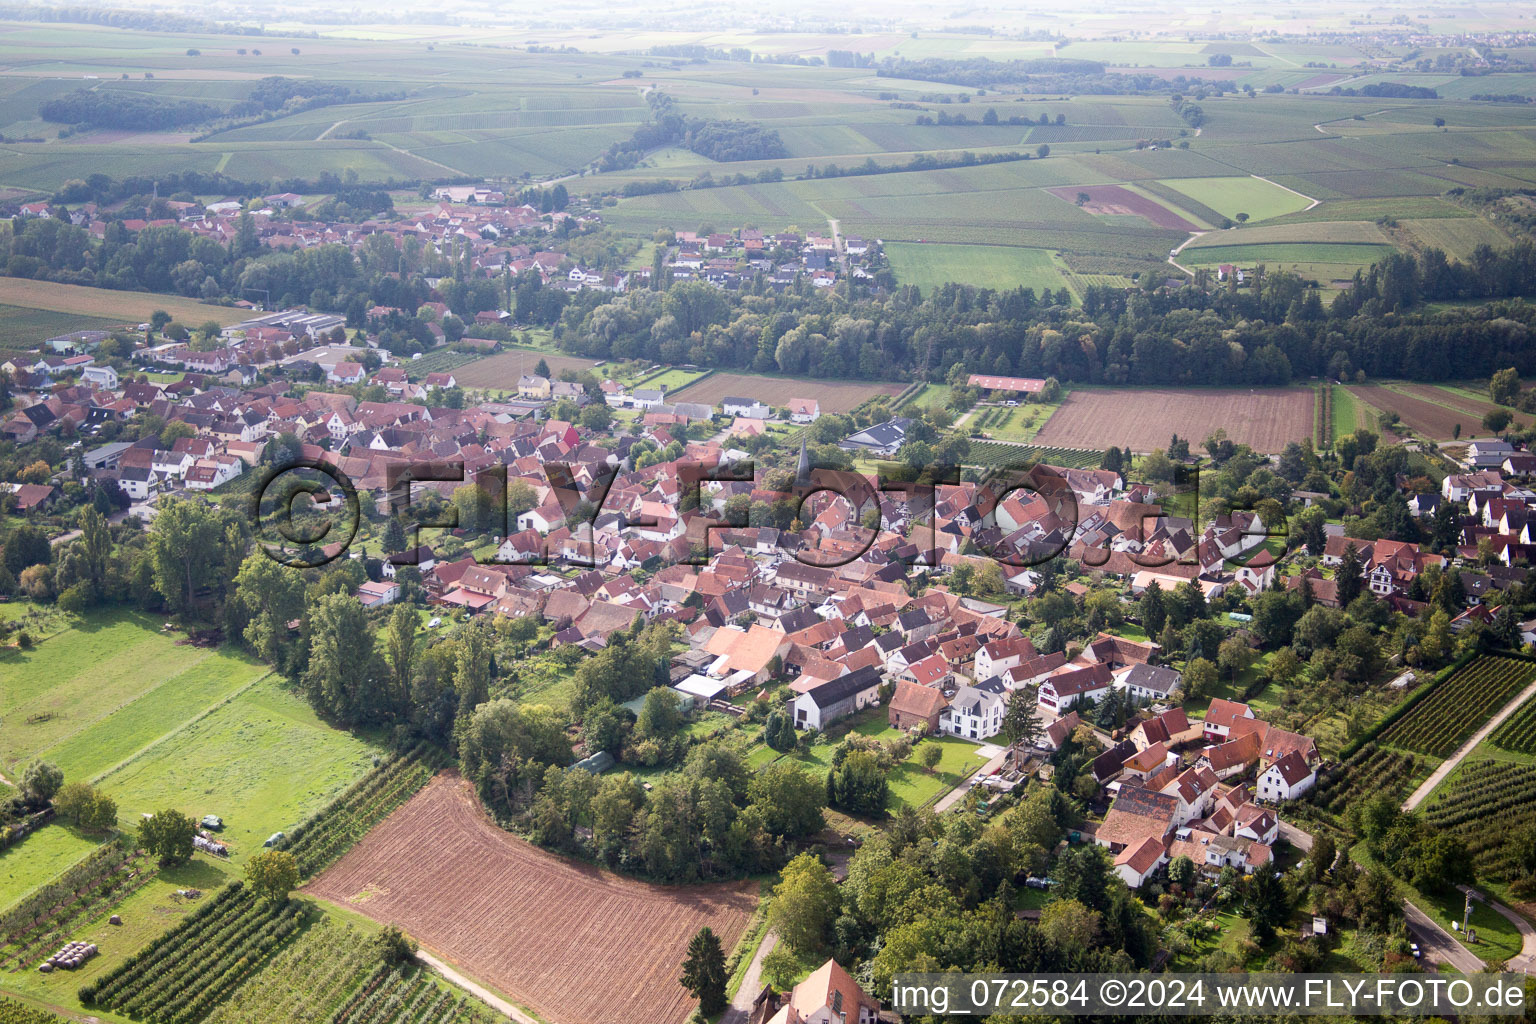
(1277, 821), (1314, 854)
(1403, 900), (1486, 973)
(722, 930), (779, 1024)
(418, 951), (539, 1024)
(1403, 677), (1536, 811)
(1459, 886), (1536, 974)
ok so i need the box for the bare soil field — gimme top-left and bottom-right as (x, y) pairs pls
(1047, 185), (1200, 231)
(1033, 387), (1314, 453)
(307, 773), (758, 1024)
(672, 372), (904, 414)
(453, 350), (599, 391)
(1396, 384), (1532, 431)
(1350, 385), (1479, 439)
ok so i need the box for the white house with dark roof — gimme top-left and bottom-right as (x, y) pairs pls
(1256, 749), (1316, 801)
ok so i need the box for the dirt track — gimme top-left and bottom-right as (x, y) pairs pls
(307, 772), (757, 1024)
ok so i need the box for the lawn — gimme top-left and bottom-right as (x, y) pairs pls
(802, 715), (994, 810)
(884, 242), (1072, 296)
(95, 677), (383, 864)
(637, 367), (710, 392)
(0, 824), (103, 913)
(0, 609), (270, 782)
(1158, 176), (1314, 223)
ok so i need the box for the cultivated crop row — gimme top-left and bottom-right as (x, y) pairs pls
(80, 882), (304, 1024)
(0, 839), (138, 947)
(1422, 759), (1536, 881)
(1489, 691), (1536, 755)
(1309, 743), (1422, 815)
(330, 965), (496, 1024)
(0, 998), (66, 1024)
(279, 746), (439, 878)
(204, 919), (375, 1024)
(1378, 656), (1536, 757)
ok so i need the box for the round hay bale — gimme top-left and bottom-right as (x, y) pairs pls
(38, 962), (52, 973)
(110, 914), (122, 925)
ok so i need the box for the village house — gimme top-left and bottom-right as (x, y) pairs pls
(790, 666), (882, 731)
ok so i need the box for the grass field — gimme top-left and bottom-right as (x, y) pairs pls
(1158, 176), (1314, 222)
(0, 279), (246, 327)
(0, 609), (269, 781)
(0, 825), (102, 913)
(451, 349), (599, 392)
(885, 242), (1072, 296)
(1, 609), (380, 865)
(96, 676), (382, 863)
(1178, 243), (1393, 268)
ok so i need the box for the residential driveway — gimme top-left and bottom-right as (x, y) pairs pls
(1403, 900), (1485, 973)
(1402, 677), (1536, 811)
(933, 745), (1010, 813)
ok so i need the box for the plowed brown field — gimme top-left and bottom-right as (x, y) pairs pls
(307, 773), (758, 1024)
(1032, 387), (1313, 453)
(1350, 385), (1480, 439)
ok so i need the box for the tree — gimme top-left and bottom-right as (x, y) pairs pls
(579, 403), (613, 433)
(1235, 212), (1250, 224)
(748, 761), (825, 839)
(679, 926), (728, 1015)
(1168, 855), (1196, 888)
(74, 505), (114, 597)
(1217, 635), (1254, 684)
(828, 749), (888, 817)
(918, 743), (942, 773)
(384, 605), (416, 716)
(1335, 542), (1363, 608)
(761, 943), (800, 991)
(3, 523), (51, 576)
(304, 592), (381, 724)
(147, 498), (227, 612)
(763, 710), (797, 752)
(1181, 658), (1217, 702)
(1140, 581), (1167, 637)
(376, 925), (418, 966)
(22, 761), (63, 803)
(1036, 143), (1050, 158)
(245, 849), (299, 902)
(769, 853), (839, 956)
(1002, 690), (1042, 748)
(1038, 897), (1101, 949)
(52, 781), (116, 831)
(1244, 868), (1288, 945)
(139, 808), (196, 865)
(636, 687), (683, 741)
(1489, 367), (1520, 406)
(454, 619), (493, 725)
(1482, 409), (1513, 435)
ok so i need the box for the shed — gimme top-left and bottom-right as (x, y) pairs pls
(674, 675), (730, 707)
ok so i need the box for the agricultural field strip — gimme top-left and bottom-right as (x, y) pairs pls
(68, 672), (273, 787)
(307, 774), (757, 1024)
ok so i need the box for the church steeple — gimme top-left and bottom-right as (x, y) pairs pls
(795, 437), (811, 488)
